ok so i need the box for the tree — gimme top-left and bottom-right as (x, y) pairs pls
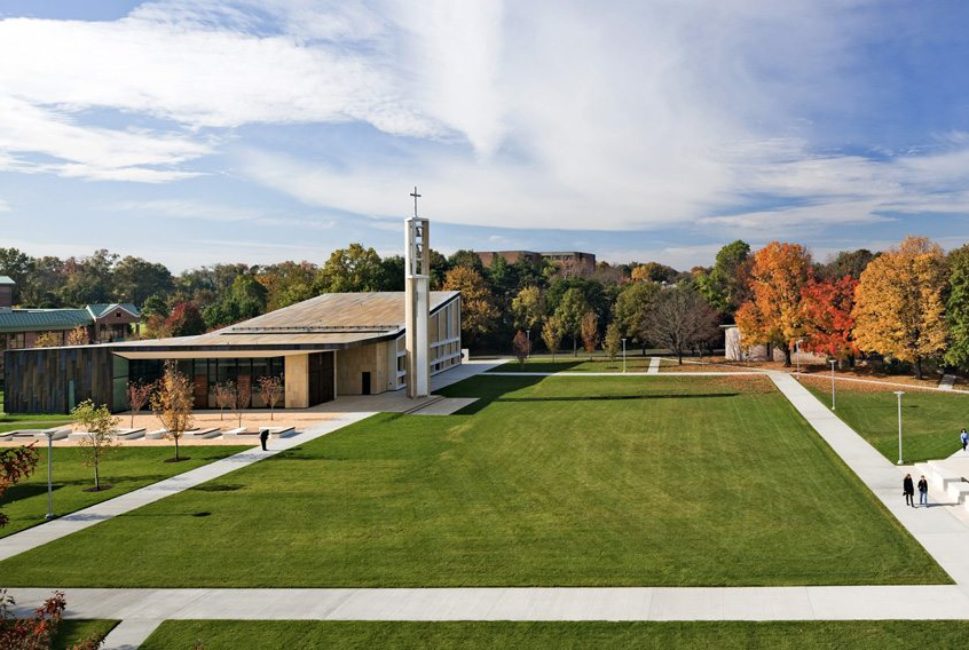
(1, 446), (38, 528)
(511, 286), (544, 345)
(554, 287), (590, 356)
(257, 375), (284, 421)
(735, 242), (813, 366)
(853, 236), (948, 379)
(150, 361), (194, 461)
(799, 276), (858, 363)
(946, 244), (969, 370)
(232, 379), (252, 428)
(113, 256), (174, 305)
(0, 247), (32, 304)
(696, 240), (751, 314)
(318, 244), (386, 292)
(603, 321), (622, 360)
(71, 400), (119, 492)
(0, 589), (67, 650)
(631, 261), (680, 284)
(214, 381), (236, 422)
(816, 249), (877, 281)
(141, 293), (170, 320)
(204, 274), (268, 329)
(645, 286), (719, 364)
(541, 316), (564, 361)
(165, 302), (206, 337)
(126, 381), (153, 428)
(512, 330), (530, 367)
(442, 266), (498, 348)
(33, 332), (61, 348)
(613, 281), (660, 352)
(66, 326), (88, 346)
(580, 311), (599, 358)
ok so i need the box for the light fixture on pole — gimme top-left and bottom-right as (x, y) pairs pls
(829, 359), (837, 410)
(895, 391), (905, 465)
(795, 340), (801, 375)
(44, 429), (56, 521)
(621, 338), (627, 373)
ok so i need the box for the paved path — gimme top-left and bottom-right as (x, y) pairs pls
(10, 586), (969, 627)
(0, 412), (376, 563)
(768, 372), (969, 586)
(485, 371), (764, 377)
(940, 373), (958, 391)
(647, 357), (661, 374)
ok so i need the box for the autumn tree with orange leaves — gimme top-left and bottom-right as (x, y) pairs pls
(852, 236), (948, 379)
(799, 276), (858, 363)
(735, 242), (812, 366)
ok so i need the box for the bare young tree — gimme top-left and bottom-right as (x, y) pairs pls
(645, 286), (720, 365)
(72, 400), (119, 491)
(150, 361), (194, 462)
(580, 311), (599, 359)
(512, 330), (531, 367)
(126, 381), (153, 428)
(214, 380), (236, 422)
(231, 381), (250, 428)
(257, 375), (284, 421)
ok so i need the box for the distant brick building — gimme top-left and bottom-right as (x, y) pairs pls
(0, 277), (141, 382)
(475, 251), (597, 275)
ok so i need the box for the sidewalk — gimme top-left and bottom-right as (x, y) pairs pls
(768, 371), (969, 586)
(0, 412), (375, 563)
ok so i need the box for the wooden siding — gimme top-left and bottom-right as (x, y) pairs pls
(4, 347), (116, 414)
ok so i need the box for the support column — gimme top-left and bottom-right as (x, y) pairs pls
(284, 354), (309, 408)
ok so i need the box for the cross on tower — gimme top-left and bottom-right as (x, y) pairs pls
(410, 186), (421, 218)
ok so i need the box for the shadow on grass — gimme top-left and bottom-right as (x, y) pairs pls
(189, 483), (244, 492)
(495, 392), (739, 403)
(489, 360), (584, 373)
(1, 475), (172, 502)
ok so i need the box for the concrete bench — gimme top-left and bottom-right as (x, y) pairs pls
(182, 427), (221, 439)
(69, 427), (145, 441)
(6, 427), (71, 441)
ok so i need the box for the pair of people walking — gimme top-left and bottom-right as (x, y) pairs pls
(903, 473), (928, 508)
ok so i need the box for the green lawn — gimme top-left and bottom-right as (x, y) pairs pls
(0, 446), (248, 538)
(0, 375), (947, 587)
(53, 620), (118, 650)
(140, 620), (969, 649)
(805, 381), (969, 463)
(489, 355), (676, 373)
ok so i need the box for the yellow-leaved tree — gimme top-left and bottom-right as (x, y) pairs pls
(852, 236), (948, 379)
(735, 242), (812, 366)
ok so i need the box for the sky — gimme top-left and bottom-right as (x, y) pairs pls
(2, 0), (969, 272)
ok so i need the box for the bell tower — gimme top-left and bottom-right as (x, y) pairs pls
(405, 187), (430, 398)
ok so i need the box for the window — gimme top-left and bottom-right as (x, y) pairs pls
(8, 332), (25, 349)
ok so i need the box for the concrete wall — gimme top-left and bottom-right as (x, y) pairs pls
(337, 341), (392, 395)
(284, 354), (309, 408)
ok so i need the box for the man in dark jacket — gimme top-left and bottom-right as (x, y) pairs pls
(917, 475), (929, 507)
(259, 428), (270, 451)
(903, 474), (915, 507)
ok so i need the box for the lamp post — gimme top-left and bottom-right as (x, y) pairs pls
(44, 430), (56, 521)
(621, 338), (627, 373)
(795, 340), (801, 375)
(895, 391), (905, 465)
(829, 359), (837, 410)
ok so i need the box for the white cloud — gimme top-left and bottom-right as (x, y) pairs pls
(0, 198), (9, 212)
(1, 0), (968, 239)
(112, 198), (337, 229)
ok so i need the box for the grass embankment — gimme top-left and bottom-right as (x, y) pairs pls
(804, 380), (969, 463)
(53, 620), (118, 649)
(0, 446), (249, 538)
(140, 620), (969, 649)
(0, 375), (947, 587)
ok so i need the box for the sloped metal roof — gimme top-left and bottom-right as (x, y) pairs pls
(0, 308), (92, 333)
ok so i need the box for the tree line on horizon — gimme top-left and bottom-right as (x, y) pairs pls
(2, 237), (969, 377)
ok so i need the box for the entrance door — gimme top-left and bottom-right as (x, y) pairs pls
(308, 352), (335, 405)
(361, 371), (372, 395)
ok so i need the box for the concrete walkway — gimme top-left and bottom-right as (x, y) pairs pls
(647, 357), (661, 374)
(486, 371), (764, 377)
(0, 412), (375, 563)
(10, 586), (969, 626)
(768, 372), (969, 586)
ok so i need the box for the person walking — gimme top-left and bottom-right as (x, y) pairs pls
(259, 428), (270, 452)
(903, 474), (915, 507)
(961, 428), (968, 452)
(918, 475), (929, 508)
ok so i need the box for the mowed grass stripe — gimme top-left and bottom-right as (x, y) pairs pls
(140, 620), (969, 650)
(0, 375), (947, 587)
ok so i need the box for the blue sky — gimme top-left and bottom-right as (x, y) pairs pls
(2, 0), (969, 271)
